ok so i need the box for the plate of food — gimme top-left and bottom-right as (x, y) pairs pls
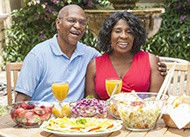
(40, 117), (122, 137)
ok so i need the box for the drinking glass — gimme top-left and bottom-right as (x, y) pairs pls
(52, 82), (69, 106)
(105, 79), (122, 96)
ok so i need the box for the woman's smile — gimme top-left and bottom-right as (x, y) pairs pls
(117, 42), (129, 48)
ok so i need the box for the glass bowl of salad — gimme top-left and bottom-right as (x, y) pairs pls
(7, 101), (53, 128)
(106, 96), (121, 119)
(111, 92), (167, 131)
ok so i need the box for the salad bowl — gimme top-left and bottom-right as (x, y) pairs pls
(7, 101), (53, 128)
(110, 92), (167, 131)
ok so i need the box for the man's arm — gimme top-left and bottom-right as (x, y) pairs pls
(15, 92), (31, 102)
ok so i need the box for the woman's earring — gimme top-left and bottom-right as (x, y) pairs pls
(109, 44), (113, 52)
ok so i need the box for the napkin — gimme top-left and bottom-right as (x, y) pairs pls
(164, 103), (190, 129)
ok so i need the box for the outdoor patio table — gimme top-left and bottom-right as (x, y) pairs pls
(0, 113), (190, 137)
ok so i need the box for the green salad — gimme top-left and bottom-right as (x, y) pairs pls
(118, 101), (161, 130)
(0, 105), (8, 117)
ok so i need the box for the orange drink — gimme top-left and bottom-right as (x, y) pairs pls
(106, 79), (122, 96)
(52, 82), (69, 102)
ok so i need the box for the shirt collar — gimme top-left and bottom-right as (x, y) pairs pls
(50, 34), (85, 57)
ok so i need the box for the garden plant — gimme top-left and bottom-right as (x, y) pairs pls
(144, 0), (190, 61)
(2, 0), (109, 65)
(2, 0), (190, 68)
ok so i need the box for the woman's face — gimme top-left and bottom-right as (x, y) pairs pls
(110, 19), (134, 54)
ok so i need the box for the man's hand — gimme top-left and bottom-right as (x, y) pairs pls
(158, 62), (167, 77)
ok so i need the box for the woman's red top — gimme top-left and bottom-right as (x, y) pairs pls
(95, 51), (151, 100)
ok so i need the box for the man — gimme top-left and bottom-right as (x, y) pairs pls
(15, 5), (166, 103)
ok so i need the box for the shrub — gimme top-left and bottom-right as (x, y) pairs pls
(2, 0), (63, 63)
(2, 0), (190, 68)
(143, 0), (190, 61)
(2, 0), (108, 65)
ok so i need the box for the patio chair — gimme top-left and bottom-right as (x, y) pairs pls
(6, 62), (23, 105)
(159, 56), (189, 64)
(160, 57), (190, 96)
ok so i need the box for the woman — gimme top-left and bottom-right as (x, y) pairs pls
(85, 11), (164, 100)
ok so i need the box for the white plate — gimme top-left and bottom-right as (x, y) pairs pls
(40, 120), (122, 137)
(41, 125), (122, 137)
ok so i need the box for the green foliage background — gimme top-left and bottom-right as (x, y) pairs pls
(2, 0), (107, 65)
(2, 0), (190, 68)
(143, 0), (190, 60)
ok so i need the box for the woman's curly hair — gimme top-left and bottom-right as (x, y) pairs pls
(98, 11), (147, 54)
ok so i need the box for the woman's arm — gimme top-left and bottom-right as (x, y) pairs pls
(149, 53), (165, 92)
(85, 59), (99, 99)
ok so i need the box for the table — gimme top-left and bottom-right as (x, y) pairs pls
(0, 114), (189, 137)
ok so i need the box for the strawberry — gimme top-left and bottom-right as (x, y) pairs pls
(20, 101), (28, 109)
(26, 104), (35, 109)
(44, 106), (52, 113)
(10, 109), (16, 119)
(40, 105), (45, 108)
(15, 107), (26, 117)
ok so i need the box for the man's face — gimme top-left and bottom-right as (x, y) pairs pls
(56, 7), (86, 46)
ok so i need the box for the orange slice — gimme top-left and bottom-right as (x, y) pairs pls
(61, 104), (72, 117)
(52, 103), (72, 118)
(52, 105), (63, 118)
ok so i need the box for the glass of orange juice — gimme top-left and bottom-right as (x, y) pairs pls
(106, 79), (122, 96)
(52, 82), (69, 103)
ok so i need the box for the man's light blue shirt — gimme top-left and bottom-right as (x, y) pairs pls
(16, 34), (100, 102)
